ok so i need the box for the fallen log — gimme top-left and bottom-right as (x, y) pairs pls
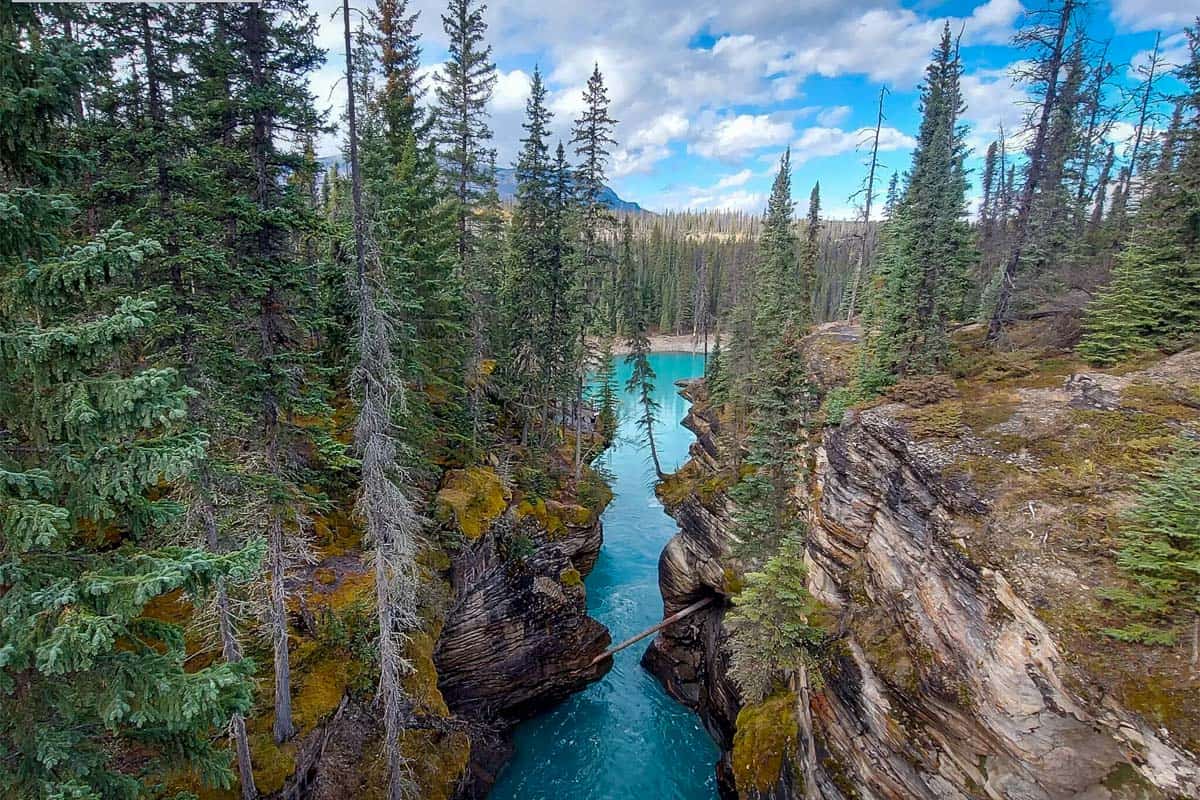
(588, 596), (714, 666)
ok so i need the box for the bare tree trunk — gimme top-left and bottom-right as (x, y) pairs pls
(198, 489), (256, 798)
(1193, 614), (1198, 675)
(986, 0), (1077, 343)
(643, 404), (664, 479)
(1120, 32), (1161, 209)
(267, 509), (294, 743)
(846, 87), (886, 320)
(793, 666), (820, 800)
(344, 6), (420, 796)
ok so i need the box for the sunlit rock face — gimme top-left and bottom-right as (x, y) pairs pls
(646, 328), (1200, 800)
(435, 513), (611, 722)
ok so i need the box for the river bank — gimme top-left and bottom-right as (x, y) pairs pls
(605, 333), (710, 355)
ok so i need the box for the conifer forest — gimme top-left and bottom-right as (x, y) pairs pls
(2, 1), (1199, 799)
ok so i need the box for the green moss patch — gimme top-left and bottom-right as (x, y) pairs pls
(436, 466), (509, 540)
(732, 691), (799, 796)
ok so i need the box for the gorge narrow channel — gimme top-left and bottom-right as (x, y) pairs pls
(490, 351), (720, 799)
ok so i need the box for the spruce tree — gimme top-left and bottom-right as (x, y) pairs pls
(595, 337), (619, 439)
(798, 181), (821, 326)
(618, 219), (664, 477)
(434, 0), (497, 268)
(752, 149), (798, 357)
(0, 7), (260, 796)
(502, 67), (564, 442)
(1079, 34), (1200, 365)
(570, 65), (617, 479)
(1103, 438), (1200, 671)
(857, 25), (972, 385)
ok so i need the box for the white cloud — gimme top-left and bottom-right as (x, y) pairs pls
(817, 105), (852, 126)
(1111, 0), (1196, 33)
(611, 144), (672, 177)
(492, 69), (533, 114)
(690, 114), (794, 160)
(715, 169), (755, 189)
(686, 189), (768, 214)
(791, 125), (915, 164)
(960, 64), (1031, 153)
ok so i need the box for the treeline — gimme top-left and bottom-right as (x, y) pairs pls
(611, 209), (878, 344)
(0, 0), (649, 798)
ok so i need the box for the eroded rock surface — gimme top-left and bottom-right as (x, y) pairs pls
(646, 329), (1200, 800)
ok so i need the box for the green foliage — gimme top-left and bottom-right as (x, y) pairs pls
(857, 25), (973, 386)
(1102, 437), (1200, 646)
(821, 386), (858, 426)
(705, 333), (730, 406)
(0, 11), (260, 795)
(1079, 37), (1200, 366)
(727, 535), (826, 703)
(594, 337), (619, 437)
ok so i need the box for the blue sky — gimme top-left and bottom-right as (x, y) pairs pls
(308, 0), (1195, 218)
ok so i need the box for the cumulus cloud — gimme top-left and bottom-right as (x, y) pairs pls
(492, 69), (533, 113)
(690, 114), (794, 161)
(960, 63), (1031, 153)
(715, 169), (755, 189)
(817, 105), (852, 126)
(1110, 0), (1195, 33)
(791, 125), (916, 164)
(686, 189), (768, 214)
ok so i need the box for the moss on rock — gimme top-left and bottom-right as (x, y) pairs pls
(732, 691), (799, 796)
(436, 466), (509, 540)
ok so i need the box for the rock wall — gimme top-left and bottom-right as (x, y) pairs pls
(435, 498), (612, 797)
(645, 332), (1200, 800)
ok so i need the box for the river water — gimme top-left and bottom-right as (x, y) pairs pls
(490, 351), (720, 799)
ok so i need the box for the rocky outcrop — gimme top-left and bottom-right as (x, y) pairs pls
(436, 512), (611, 722)
(646, 330), (1200, 800)
(435, 500), (612, 797)
(807, 406), (1200, 799)
(642, 383), (742, 794)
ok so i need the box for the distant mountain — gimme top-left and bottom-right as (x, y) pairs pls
(317, 156), (645, 213)
(495, 167), (645, 213)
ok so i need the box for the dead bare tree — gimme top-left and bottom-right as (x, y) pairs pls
(343, 3), (422, 797)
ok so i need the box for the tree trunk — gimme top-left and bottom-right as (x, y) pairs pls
(794, 666), (820, 800)
(200, 490), (256, 799)
(986, 0), (1076, 342)
(643, 403), (664, 479)
(1120, 32), (1160, 211)
(268, 510), (295, 743)
(847, 87), (885, 320)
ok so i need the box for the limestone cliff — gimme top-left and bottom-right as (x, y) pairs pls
(645, 323), (1200, 800)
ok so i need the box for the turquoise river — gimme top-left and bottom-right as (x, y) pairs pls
(490, 351), (720, 799)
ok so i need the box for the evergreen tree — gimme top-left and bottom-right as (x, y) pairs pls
(1079, 33), (1200, 365)
(752, 149), (798, 357)
(1102, 438), (1200, 671)
(706, 332), (730, 406)
(201, 0), (328, 744)
(0, 7), (260, 796)
(857, 25), (972, 385)
(726, 534), (825, 703)
(434, 0), (496, 268)
(798, 181), (821, 326)
(570, 65), (617, 479)
(364, 0), (466, 466)
(595, 337), (619, 439)
(618, 219), (664, 477)
(502, 67), (570, 443)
